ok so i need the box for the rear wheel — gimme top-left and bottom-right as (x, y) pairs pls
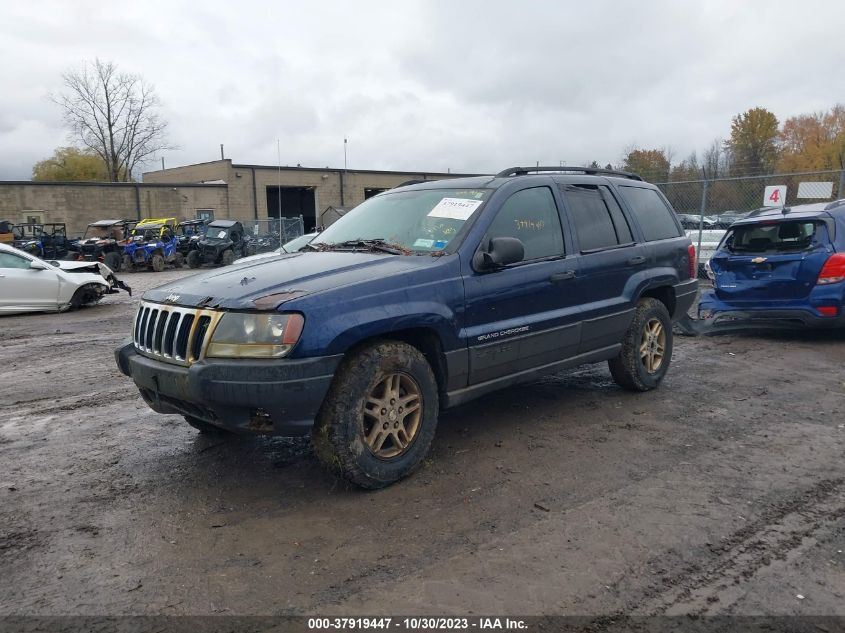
(186, 250), (201, 269)
(121, 254), (134, 271)
(104, 251), (121, 272)
(312, 341), (439, 489)
(173, 252), (185, 268)
(184, 416), (233, 436)
(151, 253), (165, 272)
(221, 249), (236, 266)
(609, 297), (673, 391)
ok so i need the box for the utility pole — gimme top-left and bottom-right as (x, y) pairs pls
(344, 138), (348, 171)
(277, 139), (282, 220)
(220, 144), (224, 160)
(161, 157), (165, 170)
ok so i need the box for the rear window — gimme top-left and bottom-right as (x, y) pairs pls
(618, 186), (682, 241)
(726, 221), (820, 253)
(561, 184), (633, 251)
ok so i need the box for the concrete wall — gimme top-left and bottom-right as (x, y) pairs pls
(0, 182), (229, 236)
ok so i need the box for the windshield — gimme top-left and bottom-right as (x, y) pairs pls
(207, 229), (229, 239)
(725, 221), (819, 253)
(311, 188), (490, 253)
(84, 225), (120, 239)
(282, 233), (316, 252)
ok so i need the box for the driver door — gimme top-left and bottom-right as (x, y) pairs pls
(0, 251), (60, 311)
(462, 186), (583, 385)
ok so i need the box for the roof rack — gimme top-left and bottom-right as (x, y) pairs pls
(496, 166), (643, 181)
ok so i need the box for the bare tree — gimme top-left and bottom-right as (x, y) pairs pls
(52, 59), (173, 181)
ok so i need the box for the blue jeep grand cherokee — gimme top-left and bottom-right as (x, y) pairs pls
(700, 199), (845, 329)
(116, 166), (697, 488)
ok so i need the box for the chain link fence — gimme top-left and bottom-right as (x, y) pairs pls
(236, 216), (306, 253)
(656, 170), (845, 279)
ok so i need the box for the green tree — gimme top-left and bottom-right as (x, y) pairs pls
(725, 107), (779, 176)
(32, 146), (110, 181)
(621, 148), (670, 182)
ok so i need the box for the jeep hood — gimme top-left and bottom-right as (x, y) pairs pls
(142, 252), (425, 309)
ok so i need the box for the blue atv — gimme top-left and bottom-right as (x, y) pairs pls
(122, 222), (184, 272)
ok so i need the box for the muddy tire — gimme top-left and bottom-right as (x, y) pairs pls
(609, 297), (673, 391)
(104, 251), (121, 272)
(184, 416), (233, 436)
(64, 251), (80, 261)
(221, 249), (235, 266)
(151, 253), (165, 272)
(173, 252), (185, 268)
(186, 250), (201, 269)
(121, 254), (134, 271)
(312, 341), (439, 489)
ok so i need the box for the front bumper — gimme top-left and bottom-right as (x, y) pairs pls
(697, 289), (845, 331)
(115, 341), (342, 435)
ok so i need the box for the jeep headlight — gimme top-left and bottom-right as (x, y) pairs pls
(206, 312), (304, 358)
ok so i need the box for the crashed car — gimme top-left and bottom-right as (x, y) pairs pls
(0, 243), (130, 315)
(698, 199), (845, 330)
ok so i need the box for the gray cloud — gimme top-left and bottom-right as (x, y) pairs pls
(1, 0), (843, 180)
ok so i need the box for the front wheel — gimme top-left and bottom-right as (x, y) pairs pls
(186, 250), (201, 269)
(609, 297), (673, 391)
(151, 253), (165, 272)
(173, 252), (185, 268)
(312, 341), (439, 489)
(121, 254), (134, 271)
(221, 249), (235, 266)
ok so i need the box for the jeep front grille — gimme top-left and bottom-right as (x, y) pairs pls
(133, 301), (222, 366)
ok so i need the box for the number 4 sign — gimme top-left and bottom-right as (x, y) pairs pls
(764, 185), (787, 207)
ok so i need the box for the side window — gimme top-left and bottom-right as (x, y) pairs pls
(0, 251), (31, 269)
(618, 186), (682, 241)
(562, 184), (634, 251)
(485, 187), (564, 261)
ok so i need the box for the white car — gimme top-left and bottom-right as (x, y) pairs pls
(0, 243), (130, 315)
(686, 229), (726, 274)
(235, 232), (319, 265)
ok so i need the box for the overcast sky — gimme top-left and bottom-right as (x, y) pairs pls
(1, 0), (844, 180)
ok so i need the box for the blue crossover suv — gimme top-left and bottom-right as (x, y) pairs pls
(700, 199), (845, 329)
(116, 166), (698, 487)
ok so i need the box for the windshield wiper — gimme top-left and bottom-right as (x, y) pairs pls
(315, 238), (408, 255)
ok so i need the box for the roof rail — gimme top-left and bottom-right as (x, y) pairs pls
(824, 199), (845, 211)
(496, 166), (643, 181)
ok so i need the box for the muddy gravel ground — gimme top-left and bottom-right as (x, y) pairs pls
(1, 268), (844, 619)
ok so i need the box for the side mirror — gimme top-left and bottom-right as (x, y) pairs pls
(29, 260), (49, 271)
(474, 236), (525, 271)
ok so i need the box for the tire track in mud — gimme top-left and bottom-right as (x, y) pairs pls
(587, 478), (845, 628)
(1, 389), (138, 418)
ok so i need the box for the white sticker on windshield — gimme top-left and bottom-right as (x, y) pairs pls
(428, 198), (483, 221)
(413, 238), (435, 248)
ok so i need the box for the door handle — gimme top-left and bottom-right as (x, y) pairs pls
(627, 256), (646, 266)
(549, 270), (576, 282)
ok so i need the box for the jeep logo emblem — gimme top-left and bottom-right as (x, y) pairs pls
(165, 293), (180, 303)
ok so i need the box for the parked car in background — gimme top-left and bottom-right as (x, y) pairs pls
(116, 166), (697, 488)
(186, 220), (252, 268)
(0, 243), (130, 315)
(713, 210), (750, 228)
(699, 199), (845, 329)
(175, 219), (208, 258)
(685, 229), (726, 276)
(676, 213), (717, 230)
(122, 219), (183, 272)
(69, 219), (137, 272)
(234, 232), (319, 265)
